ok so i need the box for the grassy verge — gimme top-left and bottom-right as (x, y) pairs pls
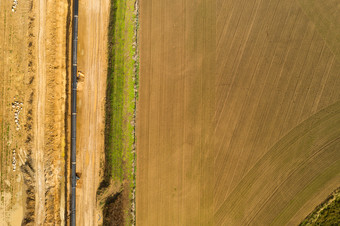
(300, 187), (340, 225)
(98, 0), (138, 224)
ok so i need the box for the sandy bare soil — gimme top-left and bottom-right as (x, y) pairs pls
(34, 0), (47, 222)
(137, 0), (340, 225)
(0, 0), (68, 224)
(1, 0), (111, 224)
(0, 0), (31, 224)
(76, 0), (110, 225)
(34, 0), (68, 224)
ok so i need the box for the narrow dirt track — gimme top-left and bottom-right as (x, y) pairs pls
(76, 0), (109, 225)
(34, 0), (47, 223)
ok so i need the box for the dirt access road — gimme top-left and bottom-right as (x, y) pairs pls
(34, 0), (47, 222)
(76, 0), (109, 225)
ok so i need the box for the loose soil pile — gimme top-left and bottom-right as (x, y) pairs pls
(103, 192), (124, 225)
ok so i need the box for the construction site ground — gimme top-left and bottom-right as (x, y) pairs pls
(0, 0), (125, 224)
(75, 0), (110, 225)
(0, 0), (68, 224)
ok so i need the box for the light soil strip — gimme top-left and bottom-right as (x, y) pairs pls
(76, 0), (109, 225)
(35, 0), (46, 223)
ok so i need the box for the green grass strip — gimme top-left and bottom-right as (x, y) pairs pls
(300, 187), (340, 225)
(101, 0), (138, 224)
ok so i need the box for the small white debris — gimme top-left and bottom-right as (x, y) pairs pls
(12, 149), (16, 171)
(11, 0), (18, 12)
(12, 99), (23, 130)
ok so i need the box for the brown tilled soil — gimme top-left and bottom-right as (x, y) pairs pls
(137, 0), (215, 224)
(137, 0), (340, 225)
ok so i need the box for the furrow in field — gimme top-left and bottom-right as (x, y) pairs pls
(137, 0), (215, 224)
(214, 101), (340, 225)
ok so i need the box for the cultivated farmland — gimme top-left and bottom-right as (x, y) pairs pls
(137, 0), (340, 225)
(137, 0), (215, 224)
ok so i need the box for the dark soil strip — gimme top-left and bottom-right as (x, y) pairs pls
(64, 0), (71, 223)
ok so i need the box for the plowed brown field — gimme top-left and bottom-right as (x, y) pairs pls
(137, 0), (340, 225)
(137, 0), (215, 224)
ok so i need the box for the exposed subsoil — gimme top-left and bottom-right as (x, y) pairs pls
(0, 0), (68, 224)
(76, 0), (110, 225)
